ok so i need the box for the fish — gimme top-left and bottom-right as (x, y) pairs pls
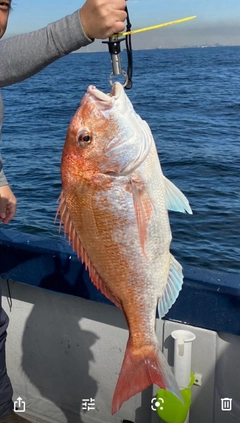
(56, 81), (192, 414)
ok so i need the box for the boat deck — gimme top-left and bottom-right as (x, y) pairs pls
(0, 229), (239, 423)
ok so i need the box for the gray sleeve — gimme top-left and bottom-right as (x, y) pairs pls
(0, 155), (8, 187)
(0, 10), (93, 88)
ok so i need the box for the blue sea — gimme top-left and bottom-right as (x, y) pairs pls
(1, 47), (240, 274)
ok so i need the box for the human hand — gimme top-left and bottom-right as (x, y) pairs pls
(80, 0), (127, 40)
(0, 185), (17, 224)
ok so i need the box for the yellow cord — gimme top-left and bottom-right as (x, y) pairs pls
(114, 15), (196, 38)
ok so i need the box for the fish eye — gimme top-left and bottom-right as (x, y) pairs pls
(82, 135), (91, 142)
(77, 130), (92, 148)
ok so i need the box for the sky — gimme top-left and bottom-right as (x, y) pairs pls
(5, 0), (240, 49)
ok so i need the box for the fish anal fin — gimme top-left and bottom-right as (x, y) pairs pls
(164, 177), (192, 214)
(158, 254), (184, 318)
(55, 192), (122, 309)
(112, 339), (181, 414)
(130, 177), (153, 256)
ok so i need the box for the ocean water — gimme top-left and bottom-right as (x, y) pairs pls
(1, 47), (240, 274)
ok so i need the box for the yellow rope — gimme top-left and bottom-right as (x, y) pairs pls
(114, 15), (197, 38)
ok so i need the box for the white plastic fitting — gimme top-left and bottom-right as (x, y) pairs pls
(171, 330), (196, 389)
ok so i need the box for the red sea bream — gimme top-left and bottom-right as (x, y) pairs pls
(56, 82), (192, 414)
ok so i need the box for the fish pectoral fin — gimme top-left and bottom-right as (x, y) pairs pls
(164, 177), (192, 214)
(158, 254), (184, 318)
(130, 177), (153, 256)
(55, 191), (122, 310)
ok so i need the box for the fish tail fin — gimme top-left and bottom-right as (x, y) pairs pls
(112, 339), (181, 414)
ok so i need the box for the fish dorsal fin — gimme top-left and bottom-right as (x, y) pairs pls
(158, 254), (183, 318)
(164, 177), (192, 214)
(130, 177), (153, 256)
(55, 192), (122, 309)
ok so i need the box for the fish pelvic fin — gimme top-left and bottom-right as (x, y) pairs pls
(130, 176), (153, 256)
(164, 177), (192, 214)
(55, 191), (122, 309)
(158, 254), (184, 318)
(112, 339), (181, 414)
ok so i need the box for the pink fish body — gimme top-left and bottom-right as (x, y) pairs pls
(56, 82), (192, 414)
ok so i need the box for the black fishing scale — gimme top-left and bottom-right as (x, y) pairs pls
(103, 5), (133, 89)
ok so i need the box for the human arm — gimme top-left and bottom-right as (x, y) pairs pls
(0, 0), (127, 88)
(0, 184), (17, 223)
(80, 0), (127, 39)
(0, 11), (92, 88)
(0, 154), (16, 224)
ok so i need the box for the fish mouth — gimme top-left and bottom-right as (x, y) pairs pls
(87, 82), (123, 112)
